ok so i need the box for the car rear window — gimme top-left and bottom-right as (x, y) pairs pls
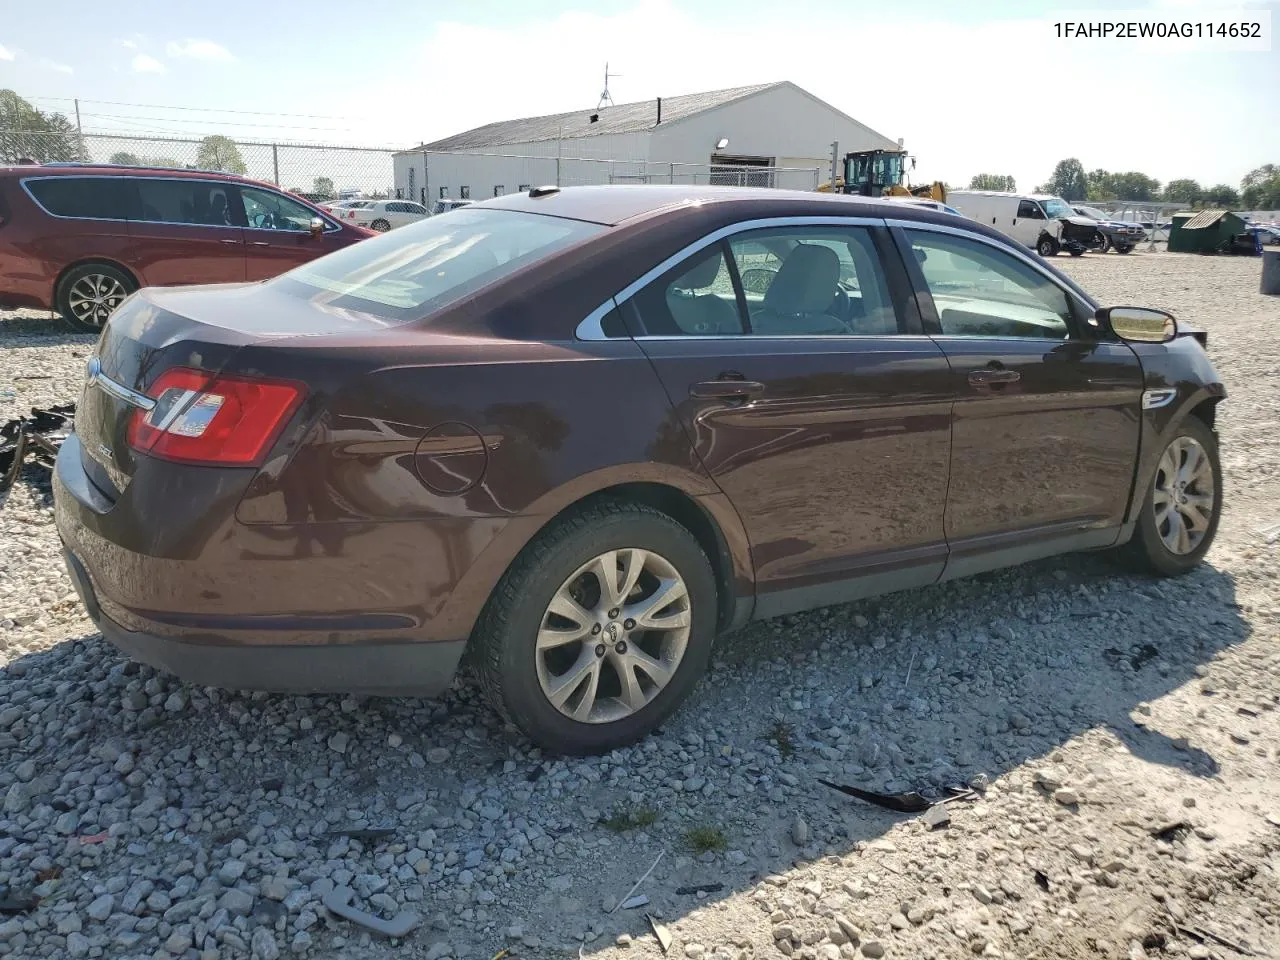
(276, 208), (604, 324)
(23, 176), (135, 219)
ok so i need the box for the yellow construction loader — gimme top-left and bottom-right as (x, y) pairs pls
(818, 149), (946, 203)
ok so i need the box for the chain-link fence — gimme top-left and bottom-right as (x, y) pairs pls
(2, 129), (825, 204)
(396, 150), (823, 204)
(1, 130), (397, 198)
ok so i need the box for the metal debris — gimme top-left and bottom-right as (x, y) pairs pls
(818, 778), (932, 813)
(321, 885), (420, 938)
(619, 894), (650, 910)
(608, 849), (665, 915)
(647, 915), (673, 954)
(674, 883), (725, 896)
(1, 403), (75, 501)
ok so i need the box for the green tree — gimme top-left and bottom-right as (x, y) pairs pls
(1163, 178), (1202, 205)
(1042, 158), (1088, 201)
(109, 151), (141, 165)
(1202, 183), (1240, 207)
(195, 135), (247, 175)
(1241, 164), (1280, 209)
(0, 89), (84, 163)
(968, 173), (1016, 191)
(312, 176), (335, 198)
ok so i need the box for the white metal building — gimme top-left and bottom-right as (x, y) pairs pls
(393, 81), (901, 204)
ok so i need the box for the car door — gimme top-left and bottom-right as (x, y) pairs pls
(1012, 199), (1047, 247)
(127, 177), (246, 286)
(239, 185), (339, 281)
(893, 223), (1144, 579)
(401, 201), (429, 226)
(622, 218), (955, 617)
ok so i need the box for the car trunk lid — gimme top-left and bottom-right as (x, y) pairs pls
(76, 280), (399, 499)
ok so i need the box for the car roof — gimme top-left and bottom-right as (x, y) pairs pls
(0, 162), (276, 190)
(480, 184), (973, 227)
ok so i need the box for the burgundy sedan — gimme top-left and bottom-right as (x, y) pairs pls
(0, 163), (374, 331)
(54, 185), (1225, 754)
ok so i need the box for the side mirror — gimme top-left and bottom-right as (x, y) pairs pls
(309, 217), (325, 239)
(1098, 306), (1177, 343)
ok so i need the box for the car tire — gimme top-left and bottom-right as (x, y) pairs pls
(1115, 244), (1134, 254)
(56, 262), (137, 333)
(1036, 235), (1059, 257)
(1068, 246), (1085, 257)
(472, 498), (718, 755)
(1118, 415), (1222, 577)
(1097, 236), (1111, 254)
(370, 218), (391, 232)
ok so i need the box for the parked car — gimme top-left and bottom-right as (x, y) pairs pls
(948, 190), (1102, 257)
(54, 185), (1226, 754)
(319, 198), (368, 215)
(430, 198), (473, 216)
(351, 199), (430, 232)
(884, 196), (967, 217)
(1072, 204), (1146, 253)
(0, 163), (376, 332)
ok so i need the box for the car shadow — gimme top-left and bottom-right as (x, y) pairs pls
(0, 312), (95, 347)
(0, 549), (1250, 957)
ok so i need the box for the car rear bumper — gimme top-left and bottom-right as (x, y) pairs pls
(53, 432), (482, 696)
(62, 546), (464, 695)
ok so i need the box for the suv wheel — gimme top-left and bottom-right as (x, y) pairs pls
(370, 218), (391, 232)
(1120, 416), (1222, 576)
(56, 263), (136, 333)
(1097, 236), (1111, 254)
(1115, 244), (1134, 254)
(1036, 235), (1059, 257)
(473, 499), (718, 754)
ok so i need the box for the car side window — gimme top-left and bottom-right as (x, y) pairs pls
(24, 177), (136, 220)
(405, 202), (427, 215)
(906, 230), (1073, 340)
(240, 186), (319, 232)
(726, 226), (899, 336)
(1017, 200), (1044, 220)
(135, 179), (236, 226)
(630, 247), (745, 336)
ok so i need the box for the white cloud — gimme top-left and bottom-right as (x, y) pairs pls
(38, 57), (73, 74)
(131, 53), (165, 74)
(121, 39), (137, 50)
(165, 38), (234, 63)
(0, 44), (14, 62)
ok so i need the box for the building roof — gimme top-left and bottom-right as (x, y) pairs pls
(1181, 209), (1229, 230)
(402, 82), (791, 153)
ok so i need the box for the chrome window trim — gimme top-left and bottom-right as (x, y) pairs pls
(20, 174), (343, 234)
(575, 215), (886, 341)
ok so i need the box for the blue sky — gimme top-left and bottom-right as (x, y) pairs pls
(2, 0), (1276, 191)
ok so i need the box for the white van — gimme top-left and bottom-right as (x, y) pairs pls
(947, 190), (1099, 257)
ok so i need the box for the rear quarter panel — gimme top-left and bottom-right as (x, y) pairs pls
(232, 333), (745, 642)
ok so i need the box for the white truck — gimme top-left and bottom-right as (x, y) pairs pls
(947, 190), (1101, 257)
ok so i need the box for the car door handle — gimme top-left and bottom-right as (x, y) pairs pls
(219, 239), (240, 245)
(968, 369), (1021, 386)
(690, 379), (765, 399)
(250, 241), (271, 247)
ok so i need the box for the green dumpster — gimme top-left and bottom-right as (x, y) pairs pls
(1168, 209), (1247, 253)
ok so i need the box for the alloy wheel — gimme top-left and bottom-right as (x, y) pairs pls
(535, 548), (691, 724)
(1153, 436), (1215, 555)
(67, 274), (127, 328)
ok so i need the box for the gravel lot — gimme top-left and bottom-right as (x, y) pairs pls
(2, 249), (1278, 960)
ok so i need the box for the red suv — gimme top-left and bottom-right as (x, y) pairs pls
(0, 163), (375, 331)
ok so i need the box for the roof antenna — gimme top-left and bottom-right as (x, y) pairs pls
(598, 62), (620, 109)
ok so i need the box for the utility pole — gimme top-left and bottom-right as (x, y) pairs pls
(74, 98), (84, 160)
(830, 140), (840, 192)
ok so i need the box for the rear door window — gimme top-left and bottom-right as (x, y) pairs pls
(240, 186), (320, 232)
(24, 176), (137, 220)
(135, 178), (238, 226)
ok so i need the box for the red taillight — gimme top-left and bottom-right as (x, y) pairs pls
(128, 367), (306, 466)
